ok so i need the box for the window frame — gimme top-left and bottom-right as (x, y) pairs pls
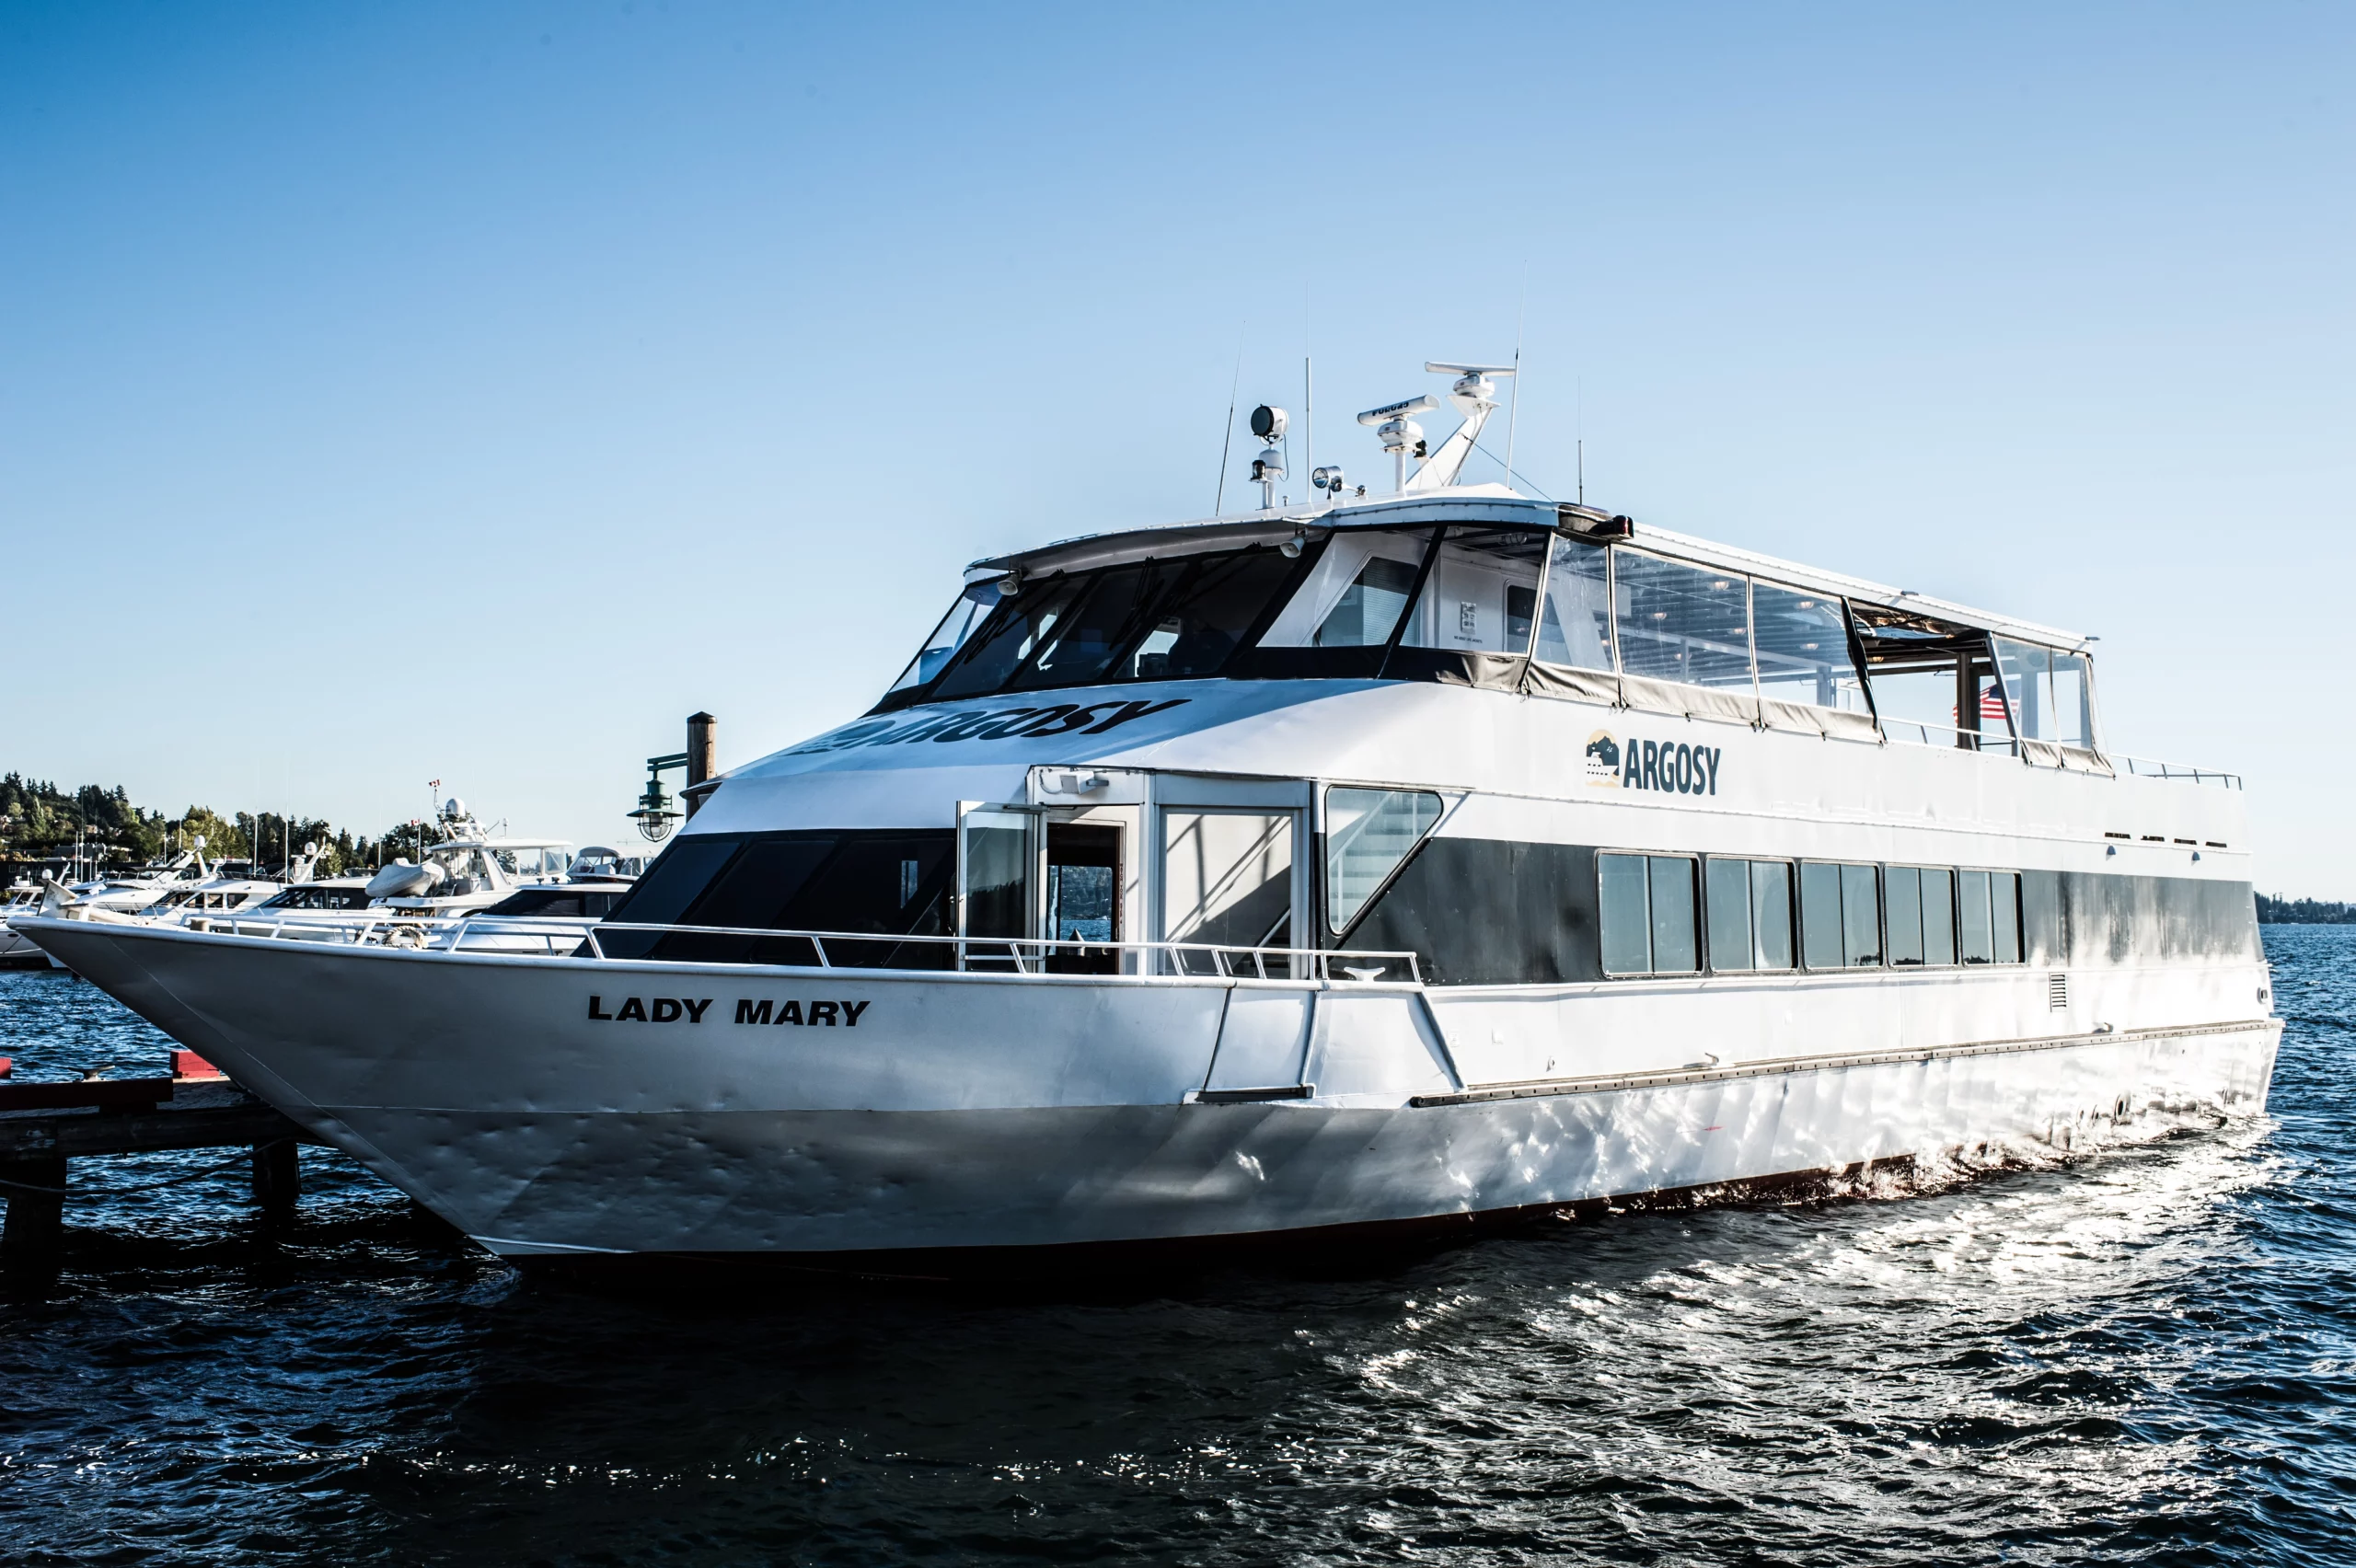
(1883, 863), (1966, 969)
(1321, 785), (1447, 938)
(1597, 849), (1703, 979)
(1703, 855), (1797, 974)
(1952, 865), (2026, 966)
(1798, 859), (1887, 972)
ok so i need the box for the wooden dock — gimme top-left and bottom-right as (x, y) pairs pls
(0, 1072), (326, 1284)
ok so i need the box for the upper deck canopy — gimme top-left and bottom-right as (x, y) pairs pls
(873, 484), (2108, 763)
(964, 489), (2090, 652)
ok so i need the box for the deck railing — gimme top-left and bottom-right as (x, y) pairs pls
(2110, 754), (2243, 789)
(1876, 722), (2241, 788)
(183, 912), (1426, 985)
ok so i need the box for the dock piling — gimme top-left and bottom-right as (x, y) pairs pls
(1, 1157), (66, 1282)
(252, 1138), (300, 1211)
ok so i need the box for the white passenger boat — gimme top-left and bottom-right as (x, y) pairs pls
(17, 363), (2277, 1274)
(0, 881), (53, 968)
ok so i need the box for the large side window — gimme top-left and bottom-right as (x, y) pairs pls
(1884, 866), (1958, 966)
(1801, 861), (1882, 969)
(1995, 639), (2100, 750)
(1599, 852), (1699, 976)
(1323, 788), (1443, 933)
(1399, 528), (1549, 655)
(596, 830), (956, 965)
(1753, 584), (1870, 713)
(1534, 536), (1614, 671)
(1958, 870), (1994, 963)
(1887, 867), (1924, 965)
(1705, 858), (1795, 972)
(1957, 869), (2023, 964)
(1256, 529), (1436, 649)
(1611, 551), (1754, 690)
(1992, 871), (2022, 963)
(1920, 868), (1956, 965)
(1842, 864), (1883, 966)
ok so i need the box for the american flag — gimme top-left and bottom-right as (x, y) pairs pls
(1953, 686), (2012, 727)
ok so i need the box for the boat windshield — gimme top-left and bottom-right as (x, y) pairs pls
(894, 544), (1306, 707)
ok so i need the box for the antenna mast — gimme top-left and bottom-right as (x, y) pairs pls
(1505, 283), (1526, 492)
(1213, 326), (1244, 513)
(1303, 355), (1312, 503)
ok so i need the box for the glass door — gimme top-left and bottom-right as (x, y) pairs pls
(1159, 808), (1299, 974)
(957, 806), (1034, 970)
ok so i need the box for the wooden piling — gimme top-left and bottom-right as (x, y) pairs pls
(1, 1157), (66, 1282)
(1, 1078), (324, 1285)
(686, 711), (717, 818)
(251, 1138), (300, 1211)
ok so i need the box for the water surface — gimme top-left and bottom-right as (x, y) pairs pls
(2, 929), (2350, 1564)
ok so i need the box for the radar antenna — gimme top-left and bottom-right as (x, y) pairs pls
(1404, 362), (1516, 492)
(1355, 394), (1441, 493)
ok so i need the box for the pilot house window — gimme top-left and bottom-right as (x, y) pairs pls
(1399, 529), (1550, 656)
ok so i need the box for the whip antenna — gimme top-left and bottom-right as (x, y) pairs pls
(1504, 264), (1526, 490)
(1213, 324), (1245, 513)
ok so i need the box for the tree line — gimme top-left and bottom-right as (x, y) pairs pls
(0, 772), (445, 878)
(2256, 894), (2356, 925)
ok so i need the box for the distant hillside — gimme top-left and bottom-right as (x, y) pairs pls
(2258, 894), (2356, 925)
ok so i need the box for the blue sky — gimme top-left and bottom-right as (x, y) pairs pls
(4, 3), (2350, 891)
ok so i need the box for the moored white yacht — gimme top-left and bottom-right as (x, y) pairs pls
(18, 361), (2277, 1274)
(170, 799), (575, 946)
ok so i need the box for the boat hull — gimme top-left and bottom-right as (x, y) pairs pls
(16, 917), (2280, 1269)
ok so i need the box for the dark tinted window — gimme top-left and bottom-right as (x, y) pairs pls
(1010, 561), (1174, 691)
(600, 836), (738, 930)
(596, 830), (954, 966)
(482, 888), (626, 918)
(929, 574), (1093, 700)
(1126, 549), (1299, 679)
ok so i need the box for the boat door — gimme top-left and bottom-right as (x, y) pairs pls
(1150, 775), (1317, 1093)
(956, 803), (1035, 970)
(1149, 776), (1311, 976)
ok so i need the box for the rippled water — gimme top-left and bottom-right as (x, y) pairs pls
(2, 930), (2350, 1565)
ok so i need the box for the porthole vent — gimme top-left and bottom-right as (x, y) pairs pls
(2048, 973), (2070, 1011)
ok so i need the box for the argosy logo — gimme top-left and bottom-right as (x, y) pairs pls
(1586, 730), (1723, 796)
(789, 698), (1189, 755)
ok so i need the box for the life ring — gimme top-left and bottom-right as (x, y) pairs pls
(386, 924), (429, 949)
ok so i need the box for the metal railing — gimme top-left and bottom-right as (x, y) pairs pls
(1876, 717), (2022, 755)
(184, 912), (1426, 985)
(2111, 754), (2243, 790)
(1877, 724), (2242, 790)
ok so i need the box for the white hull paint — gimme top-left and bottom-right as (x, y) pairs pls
(20, 917), (2278, 1264)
